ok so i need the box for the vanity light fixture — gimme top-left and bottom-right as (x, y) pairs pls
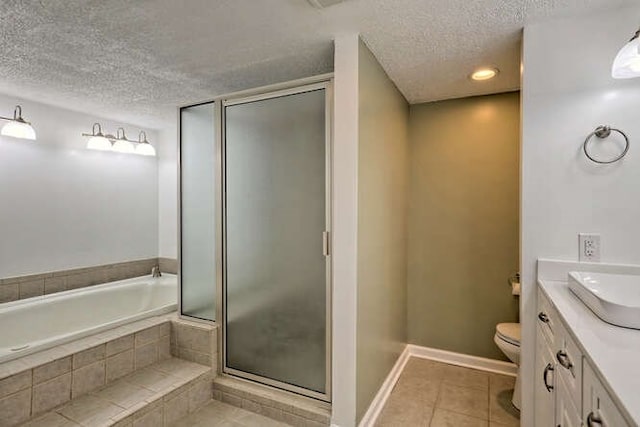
(112, 128), (135, 154)
(135, 131), (156, 156)
(470, 67), (499, 81)
(82, 123), (155, 156)
(85, 123), (112, 151)
(612, 27), (640, 79)
(0, 105), (37, 140)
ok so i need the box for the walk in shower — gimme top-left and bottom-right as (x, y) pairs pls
(179, 78), (332, 401)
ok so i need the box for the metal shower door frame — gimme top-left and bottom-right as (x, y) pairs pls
(219, 79), (333, 402)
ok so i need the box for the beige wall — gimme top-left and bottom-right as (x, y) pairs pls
(407, 92), (520, 360)
(356, 40), (409, 422)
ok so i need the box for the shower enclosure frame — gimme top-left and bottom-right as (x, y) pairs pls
(177, 74), (334, 403)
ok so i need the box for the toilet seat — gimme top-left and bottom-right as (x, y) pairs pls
(496, 323), (521, 347)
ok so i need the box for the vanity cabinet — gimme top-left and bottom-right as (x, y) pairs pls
(535, 287), (630, 427)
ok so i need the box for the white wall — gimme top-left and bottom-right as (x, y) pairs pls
(332, 33), (360, 427)
(0, 94), (159, 278)
(521, 6), (640, 426)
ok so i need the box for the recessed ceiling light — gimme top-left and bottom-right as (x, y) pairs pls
(470, 68), (499, 81)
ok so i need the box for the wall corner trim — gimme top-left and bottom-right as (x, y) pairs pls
(358, 345), (411, 427)
(358, 345), (517, 426)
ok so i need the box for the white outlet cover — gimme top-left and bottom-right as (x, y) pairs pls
(579, 233), (601, 262)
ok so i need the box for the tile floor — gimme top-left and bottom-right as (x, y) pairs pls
(172, 399), (288, 427)
(375, 357), (520, 427)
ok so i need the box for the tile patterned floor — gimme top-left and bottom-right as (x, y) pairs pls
(171, 399), (289, 427)
(375, 357), (520, 427)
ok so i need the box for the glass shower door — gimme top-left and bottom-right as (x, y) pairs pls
(180, 102), (217, 321)
(223, 86), (330, 399)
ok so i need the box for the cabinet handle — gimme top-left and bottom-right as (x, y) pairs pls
(543, 363), (554, 392)
(538, 312), (549, 323)
(556, 350), (574, 374)
(587, 412), (603, 426)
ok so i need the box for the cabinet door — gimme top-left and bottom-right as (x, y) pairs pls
(556, 373), (581, 427)
(535, 324), (556, 427)
(583, 362), (629, 427)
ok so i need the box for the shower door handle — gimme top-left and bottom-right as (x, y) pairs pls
(323, 231), (330, 257)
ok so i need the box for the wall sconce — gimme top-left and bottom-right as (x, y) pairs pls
(0, 105), (37, 140)
(612, 27), (640, 79)
(82, 123), (156, 156)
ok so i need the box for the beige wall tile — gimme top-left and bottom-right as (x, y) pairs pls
(158, 336), (171, 361)
(0, 388), (31, 427)
(106, 350), (135, 383)
(72, 361), (105, 398)
(58, 394), (123, 426)
(176, 324), (212, 354)
(177, 348), (211, 367)
(158, 258), (178, 274)
(0, 370), (32, 399)
(22, 412), (79, 427)
(65, 272), (94, 290)
(158, 322), (170, 338)
(18, 279), (44, 299)
(0, 284), (18, 303)
(73, 345), (105, 369)
(33, 357), (71, 385)
(32, 372), (71, 416)
(164, 390), (189, 425)
(135, 342), (158, 370)
(221, 391), (243, 408)
(43, 277), (66, 295)
(134, 326), (159, 347)
(189, 378), (212, 412)
(106, 335), (134, 357)
(132, 406), (162, 427)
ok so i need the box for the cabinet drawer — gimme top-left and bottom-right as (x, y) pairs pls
(583, 362), (629, 427)
(554, 321), (582, 411)
(537, 288), (557, 346)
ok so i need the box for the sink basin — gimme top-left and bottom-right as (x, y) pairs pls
(568, 271), (640, 329)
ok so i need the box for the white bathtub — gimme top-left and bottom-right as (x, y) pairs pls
(0, 274), (177, 363)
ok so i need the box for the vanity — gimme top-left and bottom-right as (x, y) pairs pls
(534, 260), (640, 427)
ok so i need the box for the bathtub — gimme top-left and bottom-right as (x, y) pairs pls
(0, 274), (177, 363)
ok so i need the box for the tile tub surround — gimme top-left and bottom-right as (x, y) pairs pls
(23, 358), (212, 427)
(0, 259), (161, 303)
(0, 316), (174, 426)
(158, 258), (178, 275)
(375, 357), (520, 427)
(170, 318), (218, 369)
(212, 376), (331, 427)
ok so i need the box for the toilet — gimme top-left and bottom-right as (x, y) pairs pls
(494, 322), (521, 410)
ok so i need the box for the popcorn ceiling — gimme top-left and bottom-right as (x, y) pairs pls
(0, 0), (632, 129)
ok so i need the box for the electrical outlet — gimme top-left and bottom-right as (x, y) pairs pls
(579, 233), (601, 262)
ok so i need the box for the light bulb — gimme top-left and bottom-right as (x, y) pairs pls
(1, 120), (36, 140)
(112, 139), (134, 153)
(135, 143), (156, 156)
(612, 32), (640, 79)
(87, 135), (112, 151)
(470, 68), (499, 81)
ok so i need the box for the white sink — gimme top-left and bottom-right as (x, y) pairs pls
(568, 271), (640, 329)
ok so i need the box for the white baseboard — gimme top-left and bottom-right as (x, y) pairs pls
(358, 344), (411, 427)
(357, 344), (517, 427)
(408, 344), (517, 377)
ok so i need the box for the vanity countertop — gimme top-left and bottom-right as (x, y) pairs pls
(538, 278), (640, 425)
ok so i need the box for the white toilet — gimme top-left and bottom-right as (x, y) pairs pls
(494, 322), (521, 410)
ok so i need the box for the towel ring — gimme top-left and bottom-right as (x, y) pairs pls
(583, 125), (629, 164)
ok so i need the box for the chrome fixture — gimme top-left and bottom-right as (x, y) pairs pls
(583, 125), (630, 164)
(612, 27), (640, 79)
(82, 123), (156, 156)
(151, 265), (162, 278)
(0, 105), (37, 140)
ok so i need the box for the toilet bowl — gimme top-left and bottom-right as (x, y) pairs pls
(494, 322), (521, 410)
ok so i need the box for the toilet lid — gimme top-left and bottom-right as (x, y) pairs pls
(496, 323), (521, 347)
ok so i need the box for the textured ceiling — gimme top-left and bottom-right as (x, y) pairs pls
(0, 0), (635, 128)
